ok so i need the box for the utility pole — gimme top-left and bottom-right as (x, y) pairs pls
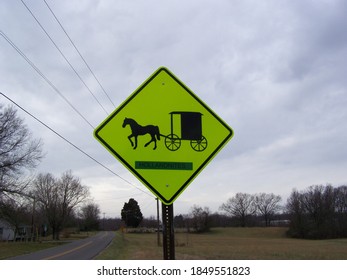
(31, 196), (36, 241)
(156, 198), (160, 246)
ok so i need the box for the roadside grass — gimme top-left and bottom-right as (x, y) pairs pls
(61, 231), (97, 240)
(0, 241), (64, 260)
(95, 231), (162, 260)
(0, 231), (96, 260)
(96, 227), (347, 260)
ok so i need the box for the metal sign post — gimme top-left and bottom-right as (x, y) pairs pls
(162, 202), (175, 260)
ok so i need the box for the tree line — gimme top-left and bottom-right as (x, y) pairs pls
(287, 184), (347, 239)
(0, 104), (100, 240)
(178, 186), (347, 240)
(117, 186), (347, 241)
(220, 192), (282, 227)
(1, 169), (101, 240)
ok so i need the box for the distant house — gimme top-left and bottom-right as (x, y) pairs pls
(0, 219), (33, 241)
(0, 219), (15, 241)
(16, 224), (32, 241)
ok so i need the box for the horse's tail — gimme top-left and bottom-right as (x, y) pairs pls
(155, 126), (160, 141)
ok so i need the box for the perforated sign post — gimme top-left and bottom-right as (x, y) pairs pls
(94, 67), (233, 259)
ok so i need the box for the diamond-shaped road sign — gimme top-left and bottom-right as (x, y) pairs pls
(94, 67), (233, 204)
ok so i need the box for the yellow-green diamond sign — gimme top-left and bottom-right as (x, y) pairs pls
(94, 67), (233, 204)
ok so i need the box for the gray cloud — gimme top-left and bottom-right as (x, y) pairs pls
(1, 0), (346, 217)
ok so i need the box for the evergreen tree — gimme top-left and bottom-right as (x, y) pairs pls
(121, 198), (143, 228)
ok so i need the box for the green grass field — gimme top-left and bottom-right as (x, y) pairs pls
(96, 227), (347, 260)
(2, 228), (347, 260)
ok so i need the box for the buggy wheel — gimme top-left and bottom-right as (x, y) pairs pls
(165, 134), (181, 151)
(190, 136), (208, 152)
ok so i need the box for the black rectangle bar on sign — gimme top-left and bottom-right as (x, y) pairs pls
(135, 161), (193, 170)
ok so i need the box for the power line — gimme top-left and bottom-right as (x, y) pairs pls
(20, 0), (109, 115)
(0, 30), (94, 129)
(43, 0), (116, 108)
(0, 91), (154, 198)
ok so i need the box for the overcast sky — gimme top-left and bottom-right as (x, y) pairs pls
(1, 0), (347, 218)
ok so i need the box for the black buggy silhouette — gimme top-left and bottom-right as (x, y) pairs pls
(164, 111), (207, 152)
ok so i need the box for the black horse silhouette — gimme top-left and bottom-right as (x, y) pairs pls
(122, 118), (160, 150)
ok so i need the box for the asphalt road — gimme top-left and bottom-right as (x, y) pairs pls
(9, 231), (115, 260)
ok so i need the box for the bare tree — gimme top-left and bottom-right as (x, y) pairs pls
(335, 185), (347, 236)
(255, 193), (282, 226)
(33, 173), (59, 239)
(335, 186), (347, 214)
(58, 171), (89, 223)
(286, 189), (307, 237)
(302, 185), (335, 236)
(0, 105), (43, 198)
(286, 185), (347, 239)
(0, 195), (31, 232)
(220, 193), (256, 227)
(190, 205), (211, 232)
(33, 171), (89, 239)
(79, 202), (101, 231)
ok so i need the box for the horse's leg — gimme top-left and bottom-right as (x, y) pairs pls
(133, 136), (138, 149)
(128, 135), (134, 147)
(152, 133), (157, 150)
(144, 134), (156, 150)
(144, 139), (151, 147)
(153, 138), (157, 150)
